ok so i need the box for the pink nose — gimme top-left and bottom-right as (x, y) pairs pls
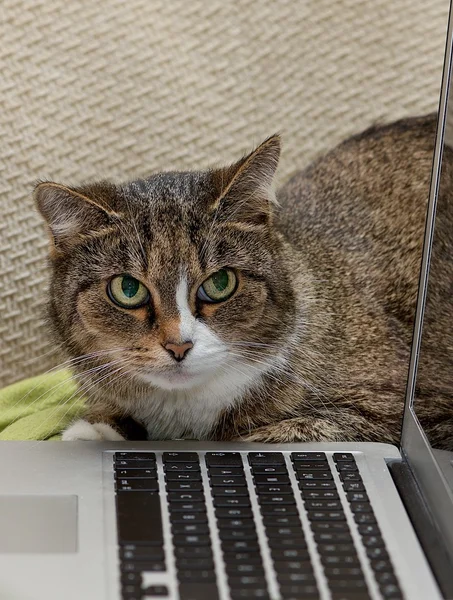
(164, 341), (194, 362)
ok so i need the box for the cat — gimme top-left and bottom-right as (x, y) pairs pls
(34, 114), (453, 448)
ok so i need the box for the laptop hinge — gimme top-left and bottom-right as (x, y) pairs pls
(387, 458), (453, 599)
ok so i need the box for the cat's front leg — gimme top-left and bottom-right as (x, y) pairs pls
(62, 413), (148, 441)
(233, 414), (397, 444)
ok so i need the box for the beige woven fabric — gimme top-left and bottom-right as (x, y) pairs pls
(0, 0), (449, 387)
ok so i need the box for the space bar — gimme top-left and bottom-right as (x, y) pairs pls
(116, 492), (163, 545)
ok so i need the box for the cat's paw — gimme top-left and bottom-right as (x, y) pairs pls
(62, 419), (126, 441)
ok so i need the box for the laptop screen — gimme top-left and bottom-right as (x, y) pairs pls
(401, 0), (453, 557)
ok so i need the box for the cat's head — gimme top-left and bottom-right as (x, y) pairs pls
(35, 136), (296, 393)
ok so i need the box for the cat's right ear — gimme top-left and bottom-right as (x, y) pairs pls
(34, 182), (117, 253)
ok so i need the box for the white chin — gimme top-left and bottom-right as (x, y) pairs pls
(138, 370), (210, 391)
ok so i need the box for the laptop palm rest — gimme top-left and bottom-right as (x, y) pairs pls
(0, 495), (77, 553)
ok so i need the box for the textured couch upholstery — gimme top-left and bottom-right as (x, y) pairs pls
(0, 0), (449, 387)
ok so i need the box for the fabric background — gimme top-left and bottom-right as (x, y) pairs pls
(0, 0), (450, 388)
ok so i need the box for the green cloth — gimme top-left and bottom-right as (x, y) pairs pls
(0, 369), (86, 440)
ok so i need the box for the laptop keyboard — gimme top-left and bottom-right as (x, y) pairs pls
(114, 451), (403, 600)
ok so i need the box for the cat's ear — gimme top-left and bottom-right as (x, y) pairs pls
(34, 182), (118, 252)
(211, 134), (281, 226)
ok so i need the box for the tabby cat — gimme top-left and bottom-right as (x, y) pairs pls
(34, 114), (453, 448)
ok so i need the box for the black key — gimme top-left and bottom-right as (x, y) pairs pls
(258, 495), (295, 505)
(300, 490), (339, 500)
(299, 481), (336, 490)
(121, 572), (141, 585)
(225, 563), (265, 575)
(294, 462), (330, 471)
(277, 572), (316, 585)
(115, 459), (158, 469)
(255, 484), (294, 495)
(210, 476), (247, 487)
(358, 523), (380, 536)
(260, 504), (299, 516)
(262, 515), (301, 527)
(307, 510), (345, 521)
(175, 546), (213, 559)
(375, 571), (398, 585)
(115, 452), (156, 461)
(170, 512), (208, 524)
(166, 481), (203, 492)
(354, 513), (376, 524)
(271, 548), (310, 561)
(122, 561), (165, 572)
(329, 579), (369, 592)
(291, 452), (326, 461)
(163, 452), (199, 463)
(343, 481), (365, 492)
(142, 585), (169, 597)
(248, 452), (285, 465)
(331, 594), (370, 600)
(230, 590), (270, 600)
(205, 452), (243, 467)
(305, 500), (342, 510)
(221, 540), (261, 553)
(279, 584), (320, 598)
(324, 566), (364, 579)
(215, 507), (254, 519)
(218, 518), (256, 529)
(350, 502), (373, 513)
(165, 472), (202, 481)
(116, 479), (159, 492)
(265, 526), (305, 538)
(176, 557), (214, 570)
(164, 463), (200, 472)
(362, 535), (385, 548)
(211, 487), (249, 497)
(251, 465), (288, 475)
(209, 467), (245, 477)
(320, 555), (360, 566)
(273, 560), (314, 573)
(371, 559), (395, 572)
(253, 474), (290, 485)
(214, 497), (251, 508)
(178, 583), (219, 600)
(219, 530), (258, 541)
(115, 468), (157, 479)
(223, 551), (263, 564)
(335, 463), (358, 472)
(332, 453), (354, 462)
(267, 537), (307, 549)
(379, 583), (403, 598)
(168, 492), (205, 504)
(347, 491), (369, 502)
(178, 569), (216, 583)
(121, 583), (142, 599)
(339, 472), (362, 482)
(228, 575), (267, 588)
(297, 472), (333, 481)
(116, 492), (163, 545)
(120, 545), (165, 561)
(314, 532), (352, 544)
(173, 534), (211, 546)
(366, 547), (389, 560)
(172, 523), (210, 535)
(311, 521), (349, 532)
(317, 543), (357, 555)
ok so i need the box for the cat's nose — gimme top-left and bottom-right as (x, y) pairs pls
(163, 341), (194, 362)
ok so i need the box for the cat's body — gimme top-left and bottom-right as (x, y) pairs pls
(35, 114), (453, 448)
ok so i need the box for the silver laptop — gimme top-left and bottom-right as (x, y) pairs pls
(2, 10), (453, 600)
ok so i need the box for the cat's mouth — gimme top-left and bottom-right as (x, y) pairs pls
(137, 364), (217, 391)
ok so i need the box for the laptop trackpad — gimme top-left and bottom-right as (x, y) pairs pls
(0, 495), (77, 553)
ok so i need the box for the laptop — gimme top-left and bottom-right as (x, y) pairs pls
(2, 8), (453, 600)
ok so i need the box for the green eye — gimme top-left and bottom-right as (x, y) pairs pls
(107, 275), (150, 308)
(197, 269), (237, 303)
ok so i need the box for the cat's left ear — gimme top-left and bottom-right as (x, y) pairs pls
(211, 134), (281, 226)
